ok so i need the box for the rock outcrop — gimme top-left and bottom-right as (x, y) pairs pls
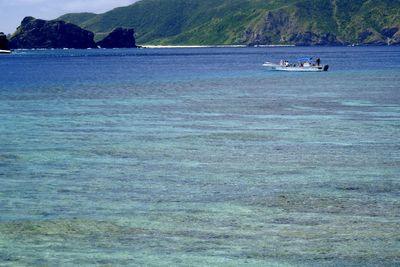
(381, 27), (400, 45)
(288, 32), (343, 46)
(356, 27), (400, 45)
(0, 32), (10, 50)
(10, 17), (97, 49)
(96, 27), (136, 48)
(391, 31), (400, 45)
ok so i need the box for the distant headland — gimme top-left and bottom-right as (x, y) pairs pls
(2, 0), (400, 49)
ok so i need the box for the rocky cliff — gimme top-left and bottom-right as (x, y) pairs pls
(9, 17), (97, 49)
(0, 32), (10, 50)
(96, 28), (136, 48)
(243, 1), (400, 46)
(358, 27), (400, 45)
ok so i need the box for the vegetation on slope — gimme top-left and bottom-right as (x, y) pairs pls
(58, 13), (97, 27)
(58, 0), (400, 45)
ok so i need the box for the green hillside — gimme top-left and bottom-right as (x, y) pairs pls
(58, 12), (97, 27)
(58, 0), (400, 45)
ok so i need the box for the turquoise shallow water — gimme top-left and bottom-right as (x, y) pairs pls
(0, 46), (399, 266)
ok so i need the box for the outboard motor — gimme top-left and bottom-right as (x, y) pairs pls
(323, 65), (329, 71)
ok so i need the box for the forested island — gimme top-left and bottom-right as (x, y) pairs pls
(3, 0), (400, 49)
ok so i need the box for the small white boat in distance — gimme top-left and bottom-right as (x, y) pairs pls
(0, 49), (11, 54)
(263, 57), (329, 72)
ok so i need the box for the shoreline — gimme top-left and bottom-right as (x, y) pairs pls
(7, 44), (390, 51)
(142, 44), (296, 49)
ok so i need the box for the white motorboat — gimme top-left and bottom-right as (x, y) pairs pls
(0, 49), (11, 54)
(263, 57), (329, 72)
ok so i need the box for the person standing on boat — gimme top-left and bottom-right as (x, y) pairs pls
(316, 58), (321, 66)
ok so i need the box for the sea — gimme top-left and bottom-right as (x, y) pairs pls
(0, 46), (399, 266)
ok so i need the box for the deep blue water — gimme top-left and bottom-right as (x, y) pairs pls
(0, 46), (399, 266)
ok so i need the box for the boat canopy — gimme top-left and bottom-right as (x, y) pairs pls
(296, 57), (313, 62)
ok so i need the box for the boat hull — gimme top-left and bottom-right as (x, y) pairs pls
(263, 63), (329, 72)
(0, 49), (11, 54)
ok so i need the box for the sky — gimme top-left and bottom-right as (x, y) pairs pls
(0, 0), (138, 34)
